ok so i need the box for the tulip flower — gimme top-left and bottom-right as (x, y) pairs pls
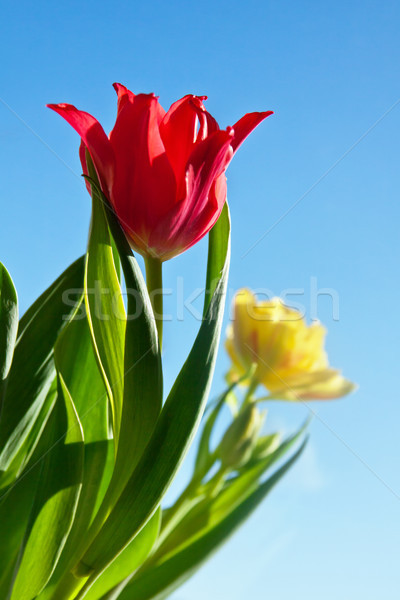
(48, 85), (272, 262)
(225, 289), (356, 400)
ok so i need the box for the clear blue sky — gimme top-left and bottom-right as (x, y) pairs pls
(1, 1), (399, 598)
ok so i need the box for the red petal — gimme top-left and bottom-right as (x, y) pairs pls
(109, 92), (175, 237)
(79, 140), (89, 176)
(160, 95), (220, 197)
(179, 172), (227, 251)
(79, 140), (92, 194)
(47, 103), (114, 194)
(230, 110), (273, 153)
(113, 82), (136, 116)
(159, 95), (200, 189)
(193, 97), (219, 142)
(113, 82), (135, 101)
(183, 129), (232, 219)
(148, 131), (232, 259)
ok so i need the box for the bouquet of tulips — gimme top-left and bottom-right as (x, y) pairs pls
(0, 85), (354, 600)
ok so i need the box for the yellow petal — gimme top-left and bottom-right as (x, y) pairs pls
(231, 289), (258, 366)
(273, 369), (356, 401)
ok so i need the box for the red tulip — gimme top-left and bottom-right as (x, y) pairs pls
(48, 84), (272, 261)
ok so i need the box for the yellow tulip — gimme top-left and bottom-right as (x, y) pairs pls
(225, 289), (356, 401)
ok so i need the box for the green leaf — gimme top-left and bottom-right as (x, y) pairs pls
(99, 182), (163, 498)
(85, 192), (126, 443)
(0, 382), (71, 598)
(76, 204), (231, 577)
(0, 263), (18, 399)
(0, 381), (58, 491)
(0, 256), (85, 485)
(1, 378), (57, 489)
(79, 177), (162, 551)
(34, 442), (115, 600)
(0, 457), (42, 597)
(55, 296), (109, 443)
(10, 376), (84, 600)
(114, 438), (307, 600)
(83, 508), (161, 600)
(203, 203), (231, 316)
(35, 298), (113, 599)
(194, 374), (250, 477)
(194, 390), (231, 477)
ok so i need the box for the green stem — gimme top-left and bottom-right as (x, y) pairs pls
(161, 475), (202, 533)
(144, 256), (163, 349)
(242, 378), (259, 408)
(51, 570), (89, 600)
(203, 465), (228, 497)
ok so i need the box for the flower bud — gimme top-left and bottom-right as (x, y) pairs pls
(218, 404), (264, 469)
(252, 433), (281, 459)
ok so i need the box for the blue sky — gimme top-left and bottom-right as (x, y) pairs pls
(1, 0), (399, 598)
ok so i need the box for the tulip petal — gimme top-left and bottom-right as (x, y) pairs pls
(184, 130), (233, 213)
(160, 95), (219, 196)
(192, 172), (227, 234)
(177, 174), (227, 257)
(113, 82), (136, 115)
(109, 92), (176, 237)
(295, 373), (357, 400)
(79, 141), (92, 195)
(47, 103), (114, 194)
(148, 130), (232, 259)
(159, 95), (200, 188)
(230, 111), (273, 154)
(273, 369), (356, 401)
(192, 97), (219, 142)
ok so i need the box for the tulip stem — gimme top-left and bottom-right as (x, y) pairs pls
(145, 256), (163, 349)
(243, 378), (258, 408)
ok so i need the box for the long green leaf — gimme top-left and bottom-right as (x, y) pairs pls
(203, 203), (230, 315)
(35, 298), (113, 600)
(114, 439), (307, 600)
(0, 263), (18, 402)
(55, 296), (109, 443)
(0, 381), (70, 597)
(76, 177), (162, 568)
(0, 257), (85, 485)
(85, 192), (126, 443)
(194, 375), (249, 477)
(91, 179), (163, 512)
(83, 509), (161, 600)
(10, 376), (84, 600)
(0, 456), (41, 597)
(76, 204), (231, 577)
(63, 308), (112, 517)
(0, 381), (58, 492)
